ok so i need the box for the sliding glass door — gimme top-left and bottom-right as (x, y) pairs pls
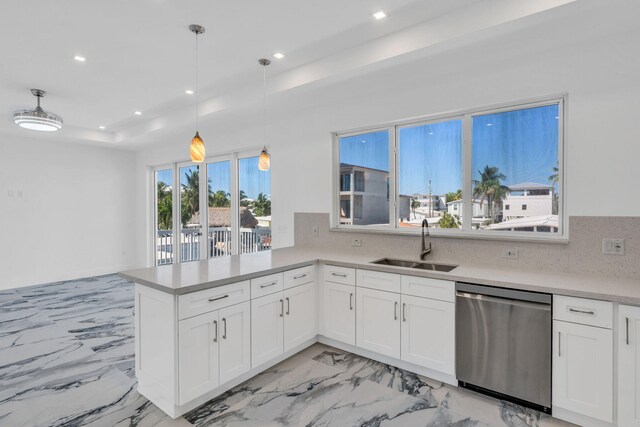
(207, 159), (233, 258)
(178, 162), (202, 263)
(154, 168), (174, 266)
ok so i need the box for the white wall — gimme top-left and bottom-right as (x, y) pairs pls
(134, 12), (640, 263)
(0, 135), (137, 290)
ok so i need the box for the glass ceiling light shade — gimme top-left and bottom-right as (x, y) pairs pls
(189, 24), (205, 163)
(258, 58), (271, 171)
(13, 89), (63, 132)
(258, 145), (270, 171)
(190, 131), (205, 163)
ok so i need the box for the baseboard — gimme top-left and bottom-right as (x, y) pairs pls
(552, 406), (615, 427)
(317, 336), (458, 386)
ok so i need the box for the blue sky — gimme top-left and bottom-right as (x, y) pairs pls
(339, 104), (559, 196)
(155, 156), (271, 201)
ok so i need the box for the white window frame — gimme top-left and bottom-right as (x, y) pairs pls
(332, 94), (567, 243)
(148, 147), (270, 266)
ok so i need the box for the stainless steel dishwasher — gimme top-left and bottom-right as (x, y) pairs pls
(456, 282), (552, 414)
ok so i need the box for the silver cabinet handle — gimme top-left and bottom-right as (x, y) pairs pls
(260, 282), (278, 288)
(402, 303), (406, 322)
(222, 318), (227, 339)
(209, 295), (229, 302)
(213, 320), (218, 343)
(558, 331), (561, 357)
(332, 272), (347, 277)
(293, 273), (307, 279)
(627, 317), (630, 345)
(280, 299), (284, 317)
(394, 301), (398, 320)
(349, 293), (353, 310)
(286, 297), (290, 315)
(568, 307), (595, 315)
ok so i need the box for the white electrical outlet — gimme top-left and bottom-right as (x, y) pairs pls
(602, 238), (624, 255)
(502, 248), (519, 259)
(312, 226), (319, 237)
(351, 239), (362, 247)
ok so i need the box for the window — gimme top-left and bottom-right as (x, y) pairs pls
(334, 97), (564, 239)
(338, 130), (390, 226)
(151, 150), (271, 266)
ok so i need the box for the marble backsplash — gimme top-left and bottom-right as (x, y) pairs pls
(294, 213), (640, 280)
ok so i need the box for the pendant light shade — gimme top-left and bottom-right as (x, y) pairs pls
(258, 145), (270, 171)
(189, 24), (205, 163)
(190, 131), (205, 163)
(258, 58), (271, 171)
(13, 89), (63, 132)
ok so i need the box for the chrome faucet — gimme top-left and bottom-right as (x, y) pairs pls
(421, 219), (432, 260)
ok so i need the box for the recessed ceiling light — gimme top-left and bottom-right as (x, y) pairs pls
(373, 11), (387, 20)
(185, 89), (195, 95)
(74, 55), (86, 62)
(99, 126), (106, 130)
(134, 111), (142, 115)
(273, 52), (285, 60)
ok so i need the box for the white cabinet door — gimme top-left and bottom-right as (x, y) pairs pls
(619, 304), (640, 426)
(219, 301), (251, 384)
(251, 292), (284, 367)
(356, 287), (400, 359)
(553, 320), (613, 422)
(319, 282), (355, 345)
(284, 282), (317, 352)
(400, 294), (455, 375)
(178, 310), (219, 404)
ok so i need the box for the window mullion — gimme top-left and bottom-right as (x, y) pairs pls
(462, 114), (473, 232)
(230, 154), (240, 255)
(390, 126), (397, 229)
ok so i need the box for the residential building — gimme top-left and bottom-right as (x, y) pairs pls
(339, 163), (389, 225)
(447, 199), (489, 218)
(503, 182), (555, 220)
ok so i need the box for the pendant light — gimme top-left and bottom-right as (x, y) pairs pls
(13, 89), (63, 132)
(189, 24), (205, 163)
(258, 58), (271, 171)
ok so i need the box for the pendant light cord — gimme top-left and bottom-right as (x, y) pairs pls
(262, 63), (267, 147)
(195, 31), (199, 132)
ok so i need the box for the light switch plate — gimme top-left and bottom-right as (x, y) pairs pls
(602, 238), (624, 255)
(312, 226), (319, 237)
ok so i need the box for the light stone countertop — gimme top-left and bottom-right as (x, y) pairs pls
(119, 246), (640, 305)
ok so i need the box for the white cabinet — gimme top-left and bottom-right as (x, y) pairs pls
(319, 281), (355, 345)
(356, 287), (401, 359)
(284, 282), (317, 352)
(552, 319), (613, 423)
(178, 310), (220, 404)
(400, 294), (455, 375)
(219, 301), (251, 384)
(619, 304), (640, 426)
(251, 291), (285, 367)
(178, 301), (251, 404)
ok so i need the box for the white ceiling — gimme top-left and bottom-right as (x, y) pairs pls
(0, 0), (595, 148)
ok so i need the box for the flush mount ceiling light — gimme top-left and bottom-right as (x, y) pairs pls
(13, 89), (63, 132)
(273, 52), (285, 60)
(258, 58), (271, 171)
(189, 24), (205, 163)
(74, 55), (86, 62)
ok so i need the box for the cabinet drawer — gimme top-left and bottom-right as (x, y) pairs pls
(323, 265), (356, 286)
(401, 275), (454, 303)
(554, 295), (613, 329)
(251, 273), (284, 298)
(283, 265), (316, 289)
(357, 269), (401, 294)
(178, 281), (250, 320)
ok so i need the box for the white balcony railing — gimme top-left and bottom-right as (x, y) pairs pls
(156, 227), (272, 265)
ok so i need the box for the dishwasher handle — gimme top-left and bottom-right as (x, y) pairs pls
(456, 291), (551, 311)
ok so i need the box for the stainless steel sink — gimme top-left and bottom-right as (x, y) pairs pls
(370, 258), (457, 272)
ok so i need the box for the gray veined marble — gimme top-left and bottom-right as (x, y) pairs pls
(1, 274), (574, 427)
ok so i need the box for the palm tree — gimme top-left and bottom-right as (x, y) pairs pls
(548, 164), (559, 186)
(240, 190), (251, 208)
(210, 190), (231, 207)
(181, 169), (200, 226)
(156, 181), (172, 230)
(473, 165), (508, 222)
(253, 193), (271, 216)
(410, 198), (420, 219)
